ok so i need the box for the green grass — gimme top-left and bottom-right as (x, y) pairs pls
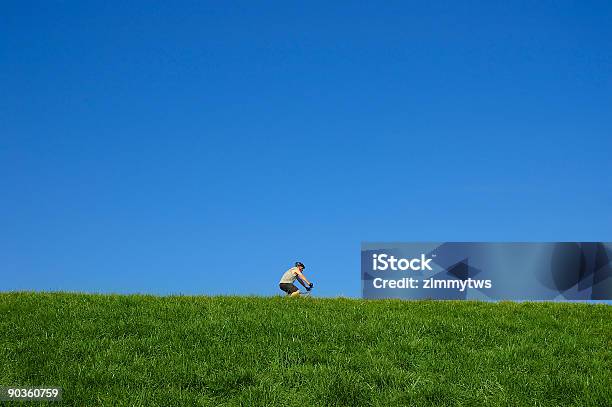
(0, 293), (610, 406)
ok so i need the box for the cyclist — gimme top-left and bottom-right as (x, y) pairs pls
(279, 262), (313, 297)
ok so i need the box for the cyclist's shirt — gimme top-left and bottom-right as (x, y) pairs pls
(279, 267), (299, 284)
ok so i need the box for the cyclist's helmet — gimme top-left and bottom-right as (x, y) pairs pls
(295, 261), (305, 269)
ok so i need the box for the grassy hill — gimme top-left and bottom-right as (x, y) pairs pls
(0, 293), (610, 406)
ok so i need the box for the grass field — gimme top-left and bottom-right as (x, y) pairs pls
(0, 293), (610, 406)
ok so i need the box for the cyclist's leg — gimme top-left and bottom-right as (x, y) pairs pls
(285, 283), (300, 297)
(280, 283), (299, 296)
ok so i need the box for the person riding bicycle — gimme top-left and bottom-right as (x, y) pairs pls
(279, 262), (313, 297)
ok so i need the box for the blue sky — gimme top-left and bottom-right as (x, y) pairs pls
(1, 1), (611, 297)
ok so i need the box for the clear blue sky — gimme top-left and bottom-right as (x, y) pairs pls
(2, 1), (611, 297)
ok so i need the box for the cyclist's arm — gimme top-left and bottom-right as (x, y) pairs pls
(295, 271), (311, 286)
